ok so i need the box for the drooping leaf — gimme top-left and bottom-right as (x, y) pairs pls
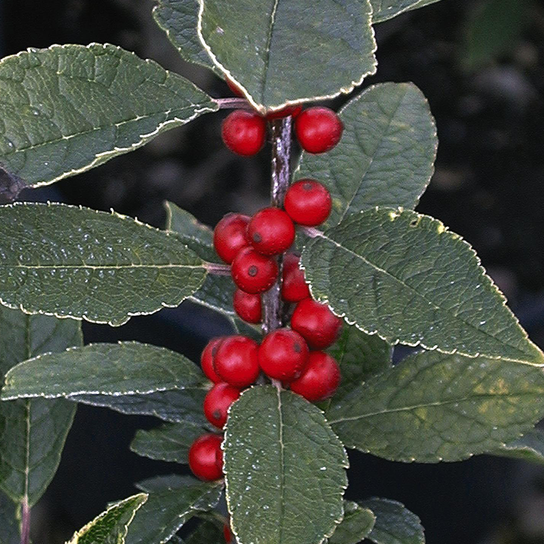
(198, 0), (377, 112)
(66, 493), (147, 544)
(131, 421), (205, 464)
(0, 306), (82, 506)
(0, 203), (207, 326)
(362, 498), (424, 544)
(328, 501), (375, 544)
(326, 323), (392, 408)
(0, 43), (217, 188)
(71, 388), (208, 426)
(153, 0), (220, 75)
(2, 342), (206, 401)
(0, 491), (19, 544)
(296, 83), (437, 229)
(371, 0), (442, 23)
(302, 208), (544, 363)
(224, 386), (348, 544)
(327, 350), (544, 463)
(461, 0), (528, 71)
(185, 520), (224, 544)
(492, 428), (544, 465)
(126, 475), (222, 544)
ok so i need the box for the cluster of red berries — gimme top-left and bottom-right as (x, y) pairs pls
(221, 78), (343, 156)
(188, 81), (344, 500)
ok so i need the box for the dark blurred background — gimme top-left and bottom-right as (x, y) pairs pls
(2, 0), (544, 542)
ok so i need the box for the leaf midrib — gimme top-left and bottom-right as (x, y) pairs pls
(314, 226), (534, 362)
(336, 86), (409, 226)
(328, 390), (540, 425)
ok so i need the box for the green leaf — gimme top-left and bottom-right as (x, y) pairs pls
(371, 0), (442, 23)
(131, 421), (205, 464)
(362, 498), (424, 544)
(327, 350), (544, 463)
(326, 324), (392, 408)
(165, 202), (217, 263)
(0, 203), (207, 326)
(492, 428), (544, 465)
(126, 475), (222, 544)
(328, 501), (375, 544)
(185, 520), (224, 544)
(461, 0), (528, 71)
(2, 342), (206, 401)
(224, 386), (348, 544)
(198, 0), (377, 112)
(153, 0), (220, 75)
(302, 208), (544, 364)
(71, 388), (208, 426)
(66, 493), (147, 544)
(0, 491), (19, 544)
(296, 83), (437, 229)
(0, 306), (82, 506)
(0, 43), (217, 189)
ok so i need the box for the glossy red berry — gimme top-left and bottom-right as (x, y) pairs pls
(221, 110), (267, 156)
(266, 105), (303, 120)
(204, 382), (241, 429)
(231, 247), (278, 294)
(247, 208), (295, 256)
(226, 77), (244, 97)
(294, 107), (343, 154)
(284, 179), (332, 226)
(233, 289), (262, 324)
(214, 335), (260, 388)
(188, 434), (223, 481)
(290, 351), (341, 402)
(201, 337), (224, 383)
(213, 213), (250, 264)
(258, 329), (309, 382)
(291, 298), (343, 349)
(281, 253), (310, 303)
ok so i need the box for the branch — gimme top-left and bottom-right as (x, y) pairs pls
(262, 117), (293, 336)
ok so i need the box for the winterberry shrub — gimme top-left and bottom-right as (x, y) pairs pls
(1, 1), (544, 544)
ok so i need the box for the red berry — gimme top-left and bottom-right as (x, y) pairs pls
(214, 335), (260, 387)
(258, 329), (309, 382)
(204, 382), (241, 429)
(247, 208), (295, 256)
(221, 110), (266, 156)
(213, 213), (250, 264)
(281, 253), (310, 303)
(201, 337), (224, 383)
(231, 247), (278, 294)
(223, 523), (233, 543)
(266, 105), (303, 120)
(291, 298), (343, 349)
(233, 289), (262, 324)
(226, 77), (244, 97)
(294, 107), (343, 154)
(284, 180), (332, 226)
(188, 434), (223, 481)
(290, 351), (341, 401)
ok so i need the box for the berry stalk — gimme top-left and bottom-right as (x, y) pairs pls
(262, 117), (292, 336)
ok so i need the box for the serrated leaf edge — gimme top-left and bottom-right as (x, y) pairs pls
(0, 201), (208, 327)
(1, 340), (209, 401)
(223, 386), (349, 544)
(295, 82), (439, 225)
(66, 493), (148, 544)
(300, 208), (544, 366)
(195, 0), (378, 114)
(0, 43), (218, 188)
